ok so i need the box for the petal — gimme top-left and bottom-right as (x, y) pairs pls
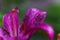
(23, 8), (46, 25)
(38, 24), (54, 40)
(3, 7), (19, 37)
(0, 27), (9, 40)
(21, 8), (46, 33)
(19, 29), (37, 40)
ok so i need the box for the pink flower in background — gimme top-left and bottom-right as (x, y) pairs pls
(0, 7), (54, 40)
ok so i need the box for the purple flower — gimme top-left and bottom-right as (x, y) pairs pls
(0, 7), (54, 40)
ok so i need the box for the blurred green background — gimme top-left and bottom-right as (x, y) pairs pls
(0, 0), (60, 40)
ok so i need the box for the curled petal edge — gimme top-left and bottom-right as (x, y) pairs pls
(25, 24), (54, 40)
(40, 24), (54, 40)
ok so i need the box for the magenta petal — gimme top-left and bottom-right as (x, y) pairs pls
(39, 24), (54, 40)
(0, 27), (9, 40)
(0, 28), (5, 40)
(3, 7), (19, 37)
(19, 29), (36, 40)
(22, 8), (47, 31)
(24, 8), (46, 24)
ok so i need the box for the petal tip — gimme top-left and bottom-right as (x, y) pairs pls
(42, 11), (47, 15)
(12, 7), (19, 13)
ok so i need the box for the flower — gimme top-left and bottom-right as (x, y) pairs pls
(0, 7), (54, 40)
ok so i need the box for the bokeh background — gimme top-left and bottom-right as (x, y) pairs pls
(0, 0), (60, 40)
